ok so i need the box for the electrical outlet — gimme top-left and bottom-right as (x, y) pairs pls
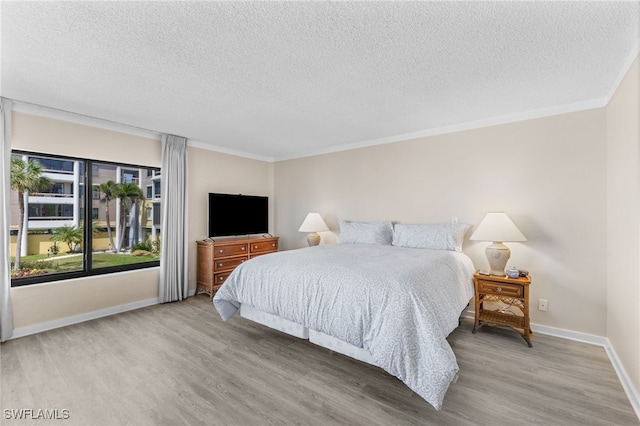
(538, 299), (548, 311)
(451, 216), (458, 224)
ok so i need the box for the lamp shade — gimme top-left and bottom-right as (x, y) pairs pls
(470, 212), (526, 242)
(298, 213), (329, 233)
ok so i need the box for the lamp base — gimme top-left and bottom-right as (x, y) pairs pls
(485, 242), (510, 276)
(306, 232), (321, 247)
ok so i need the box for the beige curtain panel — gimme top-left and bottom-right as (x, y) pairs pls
(159, 134), (189, 303)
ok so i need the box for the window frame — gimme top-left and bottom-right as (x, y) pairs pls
(10, 150), (161, 287)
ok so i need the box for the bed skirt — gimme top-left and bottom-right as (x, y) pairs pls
(240, 303), (376, 366)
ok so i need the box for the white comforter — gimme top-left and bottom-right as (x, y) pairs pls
(213, 243), (475, 410)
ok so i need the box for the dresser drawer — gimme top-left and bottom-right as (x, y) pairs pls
(213, 271), (232, 287)
(250, 239), (278, 254)
(213, 243), (248, 258)
(213, 256), (247, 272)
(478, 280), (523, 298)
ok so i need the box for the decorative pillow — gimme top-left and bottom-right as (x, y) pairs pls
(392, 223), (470, 252)
(338, 220), (393, 245)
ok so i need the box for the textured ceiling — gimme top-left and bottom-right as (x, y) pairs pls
(2, 1), (639, 161)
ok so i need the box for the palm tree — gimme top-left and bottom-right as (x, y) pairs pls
(10, 158), (50, 270)
(98, 180), (118, 252)
(114, 182), (144, 252)
(51, 225), (83, 253)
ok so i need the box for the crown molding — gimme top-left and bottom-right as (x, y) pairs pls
(187, 139), (274, 163)
(604, 41), (640, 106)
(10, 100), (161, 140)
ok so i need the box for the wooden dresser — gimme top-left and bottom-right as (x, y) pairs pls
(196, 236), (279, 299)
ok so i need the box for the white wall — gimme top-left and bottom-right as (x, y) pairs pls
(606, 55), (640, 398)
(274, 108), (608, 336)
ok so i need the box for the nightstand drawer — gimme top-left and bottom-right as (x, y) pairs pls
(478, 280), (523, 298)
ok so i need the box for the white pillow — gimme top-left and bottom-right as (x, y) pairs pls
(392, 223), (470, 252)
(338, 220), (393, 245)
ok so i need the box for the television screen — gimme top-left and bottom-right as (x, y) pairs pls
(208, 193), (268, 237)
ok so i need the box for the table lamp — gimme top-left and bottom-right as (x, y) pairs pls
(298, 212), (329, 246)
(470, 212), (527, 276)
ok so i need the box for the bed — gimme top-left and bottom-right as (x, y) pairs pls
(213, 221), (475, 410)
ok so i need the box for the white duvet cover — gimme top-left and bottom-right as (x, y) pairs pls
(213, 243), (475, 410)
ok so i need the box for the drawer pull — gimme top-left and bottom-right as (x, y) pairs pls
(242, 247), (246, 251)
(218, 263), (222, 267)
(219, 249), (223, 253)
(272, 243), (275, 247)
(219, 276), (224, 281)
(496, 287), (502, 292)
(254, 245), (258, 249)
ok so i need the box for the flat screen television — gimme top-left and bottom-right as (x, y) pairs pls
(208, 193), (269, 237)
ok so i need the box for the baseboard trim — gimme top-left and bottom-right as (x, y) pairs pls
(603, 338), (640, 420)
(11, 297), (160, 340)
(10, 288), (197, 340)
(462, 311), (640, 420)
(530, 322), (607, 346)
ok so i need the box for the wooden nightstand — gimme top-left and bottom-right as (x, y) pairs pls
(472, 271), (532, 347)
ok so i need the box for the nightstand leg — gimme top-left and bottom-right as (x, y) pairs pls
(523, 330), (532, 347)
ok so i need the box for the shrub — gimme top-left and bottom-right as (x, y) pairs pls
(10, 259), (58, 277)
(11, 268), (48, 278)
(151, 235), (161, 254)
(131, 241), (153, 252)
(14, 259), (56, 271)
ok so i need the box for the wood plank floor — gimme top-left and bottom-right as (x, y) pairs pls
(1, 295), (638, 426)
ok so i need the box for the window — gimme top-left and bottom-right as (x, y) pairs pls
(153, 181), (161, 198)
(35, 156), (74, 173)
(153, 202), (161, 226)
(146, 185), (152, 199)
(44, 183), (65, 195)
(28, 204), (73, 219)
(9, 151), (161, 286)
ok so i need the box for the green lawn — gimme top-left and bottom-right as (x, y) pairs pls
(13, 252), (159, 273)
(57, 253), (159, 270)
